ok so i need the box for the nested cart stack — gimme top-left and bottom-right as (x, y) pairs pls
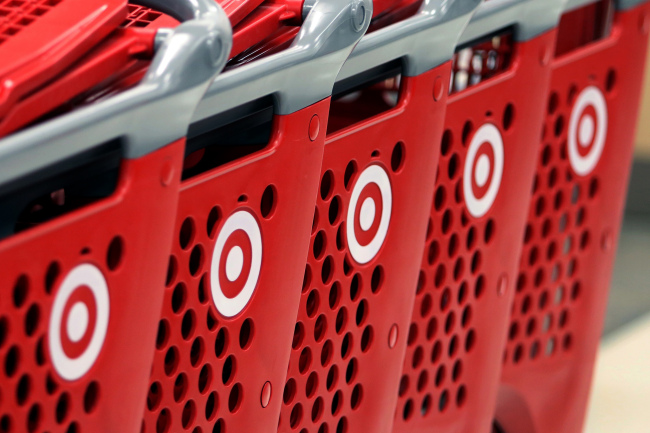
(138, 1), (371, 432)
(497, 1), (650, 433)
(0, 0), (649, 432)
(276, 2), (480, 433)
(0, 0), (231, 431)
(391, 1), (565, 433)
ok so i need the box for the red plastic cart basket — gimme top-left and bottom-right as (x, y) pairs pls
(138, 1), (371, 432)
(277, 2), (480, 433)
(120, 0), (309, 62)
(0, 1), (231, 431)
(497, 1), (650, 433)
(0, 0), (126, 124)
(391, 1), (567, 433)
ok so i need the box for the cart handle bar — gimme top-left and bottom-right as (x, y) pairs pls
(0, 0), (233, 187)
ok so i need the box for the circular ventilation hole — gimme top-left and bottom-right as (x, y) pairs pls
(261, 185), (277, 218)
(228, 384), (243, 413)
(222, 355), (236, 385)
(207, 206), (222, 238)
(391, 142), (405, 172)
(179, 218), (195, 250)
(198, 364), (212, 394)
(174, 373), (188, 402)
(13, 275), (29, 308)
(239, 319), (254, 349)
(215, 328), (228, 358)
(107, 236), (124, 270)
(84, 381), (100, 413)
(321, 171), (334, 200)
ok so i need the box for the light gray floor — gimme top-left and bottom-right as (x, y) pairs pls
(585, 313), (650, 433)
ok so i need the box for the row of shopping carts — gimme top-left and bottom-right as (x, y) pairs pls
(0, 0), (647, 432)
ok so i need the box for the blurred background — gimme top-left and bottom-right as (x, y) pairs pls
(583, 44), (650, 433)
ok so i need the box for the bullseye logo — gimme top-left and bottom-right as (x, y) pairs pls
(210, 210), (262, 318)
(346, 165), (392, 264)
(49, 264), (110, 381)
(463, 123), (504, 218)
(568, 86), (608, 176)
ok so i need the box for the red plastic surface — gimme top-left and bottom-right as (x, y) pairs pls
(371, 0), (421, 20)
(0, 27), (155, 137)
(121, 3), (178, 28)
(141, 101), (328, 433)
(278, 64), (449, 433)
(497, 4), (650, 433)
(120, 0), (301, 61)
(0, 0), (127, 124)
(392, 31), (556, 433)
(228, 3), (299, 63)
(122, 0), (273, 29)
(0, 140), (183, 433)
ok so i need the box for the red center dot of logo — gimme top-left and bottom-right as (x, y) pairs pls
(354, 182), (383, 247)
(60, 285), (97, 359)
(218, 229), (253, 299)
(471, 141), (495, 200)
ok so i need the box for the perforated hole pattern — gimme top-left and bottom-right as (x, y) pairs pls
(121, 4), (162, 28)
(504, 71), (616, 365)
(395, 107), (512, 422)
(451, 33), (513, 95)
(278, 144), (406, 433)
(142, 185), (277, 433)
(0, 0), (63, 45)
(0, 240), (124, 433)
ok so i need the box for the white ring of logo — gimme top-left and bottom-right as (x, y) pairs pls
(49, 264), (110, 381)
(463, 123), (504, 218)
(210, 210), (262, 318)
(568, 86), (608, 176)
(346, 165), (392, 264)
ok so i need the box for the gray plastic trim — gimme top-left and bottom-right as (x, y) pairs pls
(563, 0), (601, 12)
(0, 0), (232, 187)
(616, 0), (649, 9)
(565, 0), (647, 11)
(459, 0), (566, 44)
(192, 0), (372, 120)
(338, 0), (482, 79)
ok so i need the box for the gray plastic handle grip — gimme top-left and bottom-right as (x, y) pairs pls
(338, 0), (482, 80)
(0, 0), (233, 187)
(459, 0), (566, 45)
(191, 0), (372, 120)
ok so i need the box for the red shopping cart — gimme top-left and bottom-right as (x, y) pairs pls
(0, 1), (231, 431)
(139, 1), (371, 432)
(497, 1), (650, 433)
(277, 2), (480, 433)
(392, 1), (567, 433)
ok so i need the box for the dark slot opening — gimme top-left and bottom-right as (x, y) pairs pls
(327, 59), (403, 134)
(183, 96), (274, 180)
(555, 0), (613, 57)
(0, 140), (122, 240)
(451, 28), (514, 94)
(492, 420), (506, 433)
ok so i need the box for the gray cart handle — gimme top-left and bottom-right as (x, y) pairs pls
(338, 0), (482, 80)
(0, 0), (233, 187)
(459, 0), (568, 45)
(192, 0), (372, 121)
